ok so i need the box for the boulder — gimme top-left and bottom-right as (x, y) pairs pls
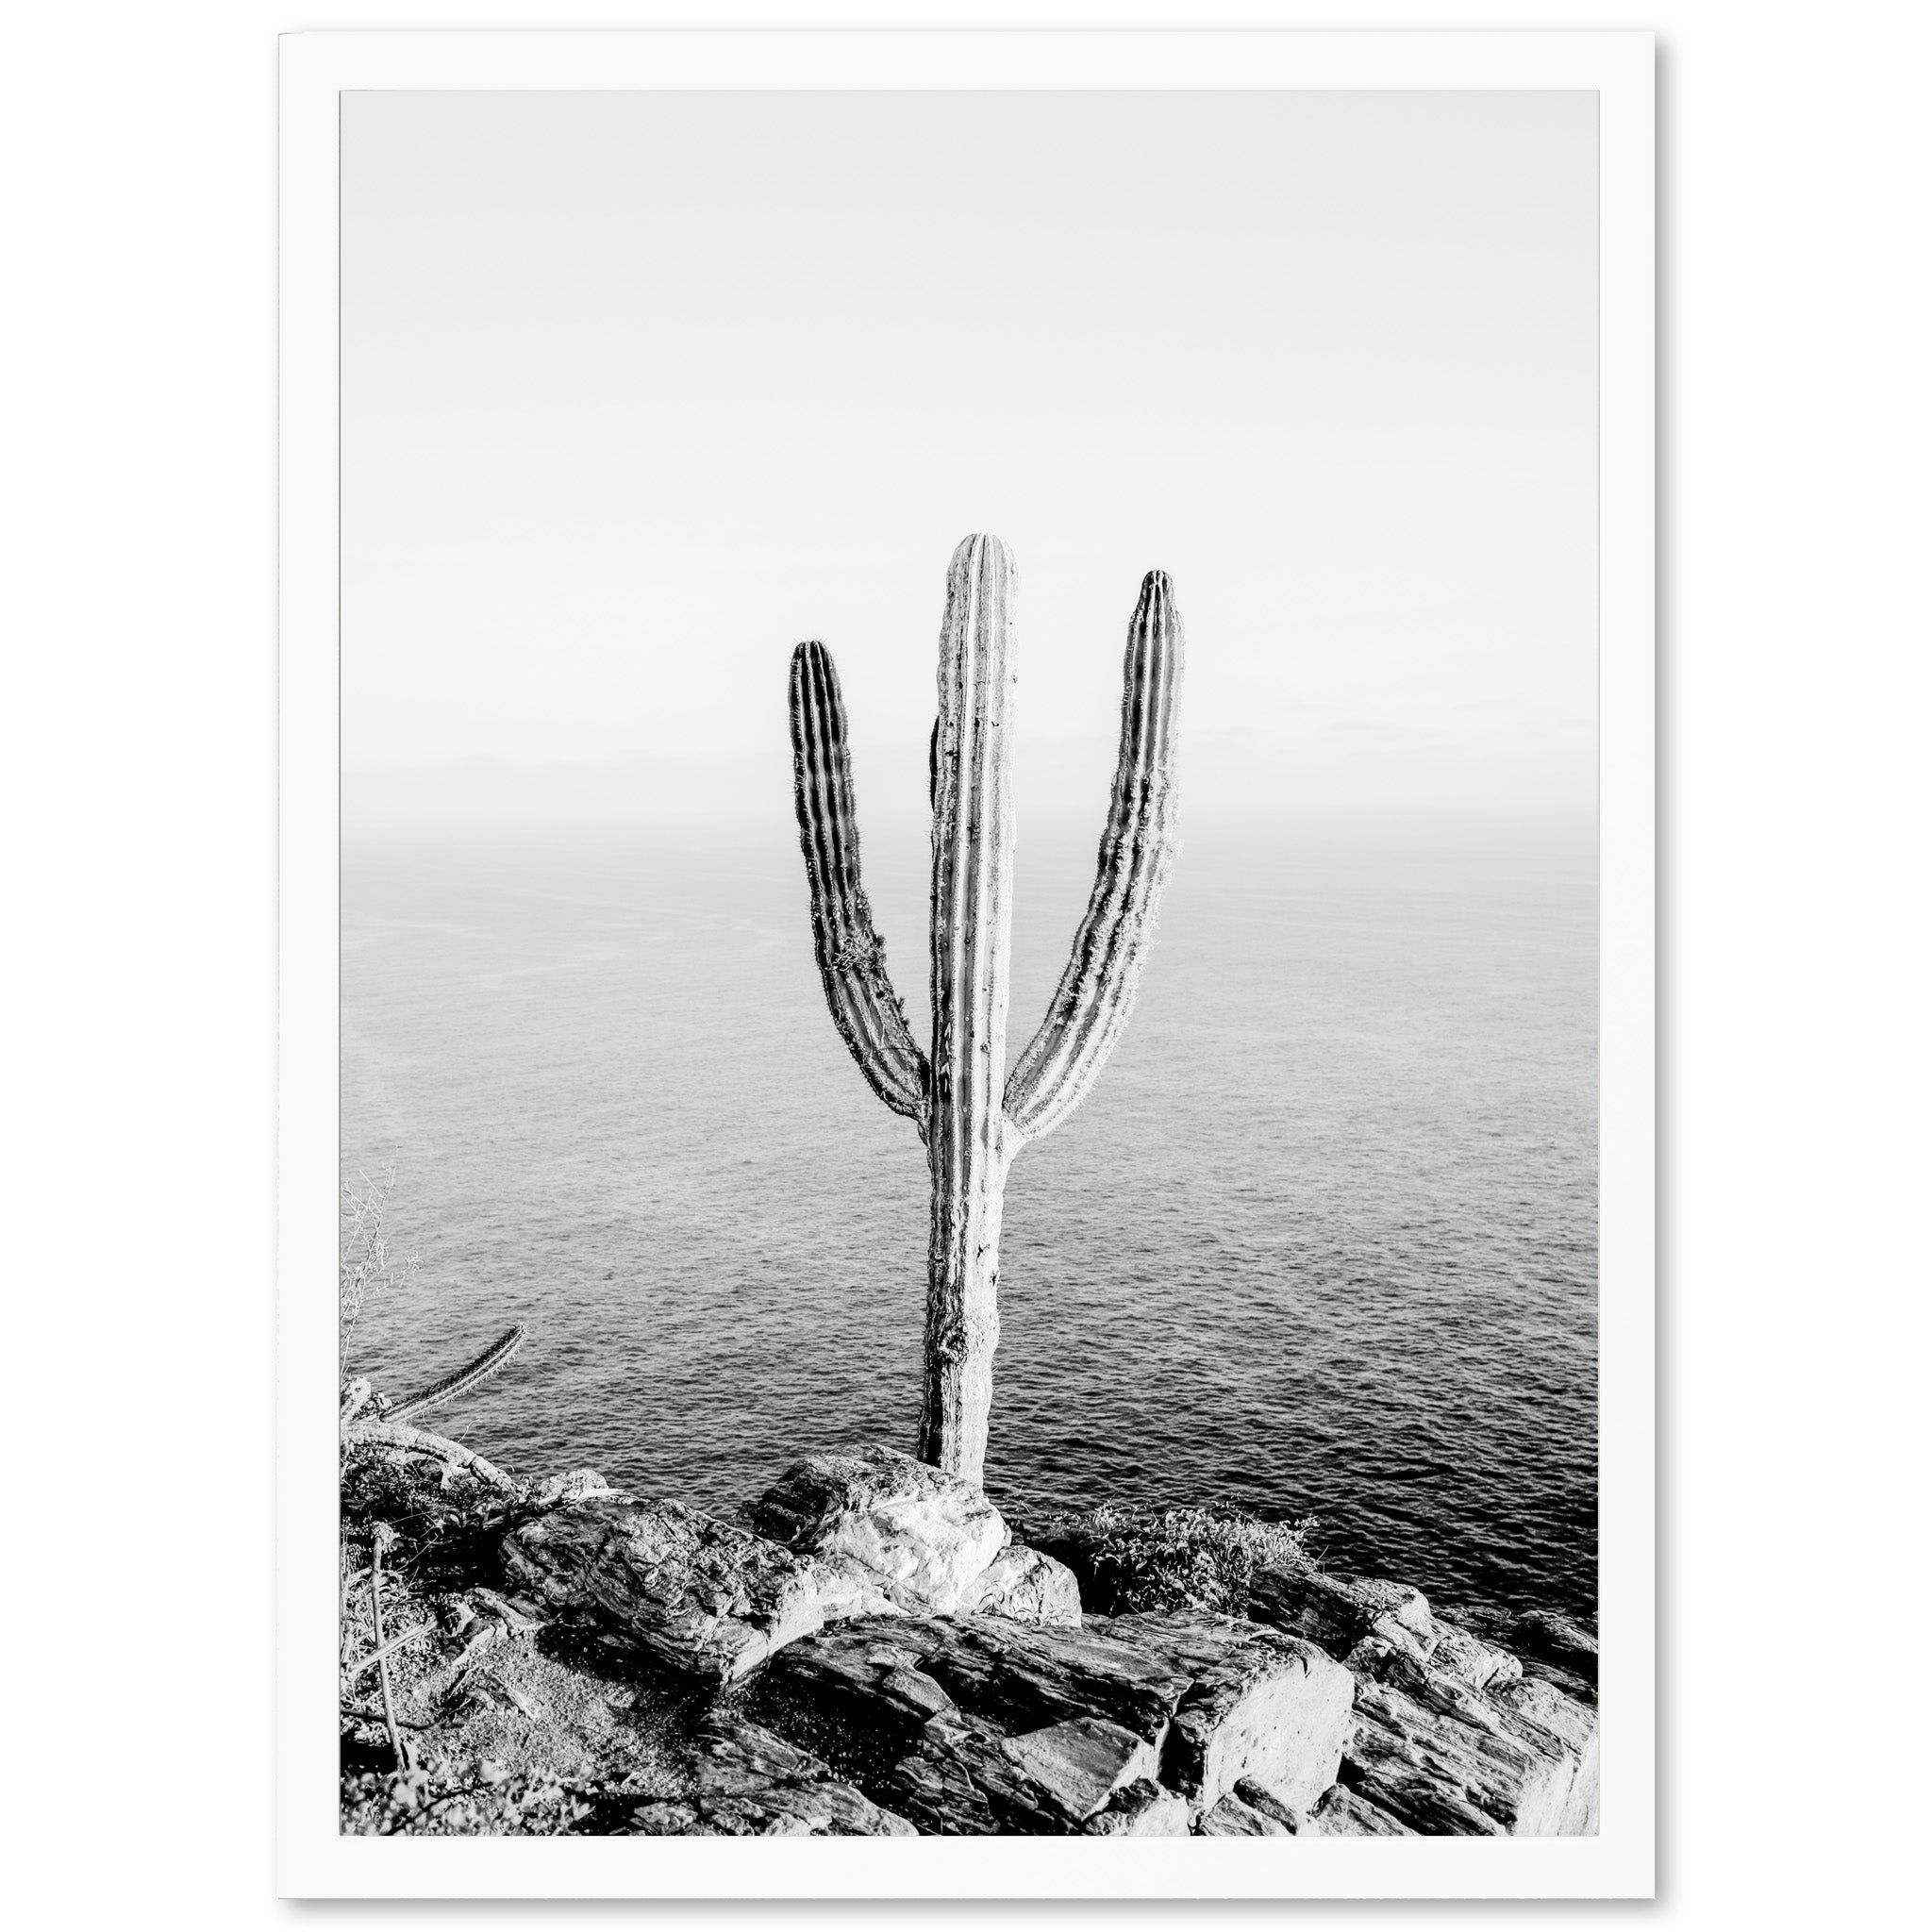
(1080, 1777), (1191, 1837)
(882, 1708), (1091, 1836)
(757, 1615), (1201, 1832)
(1304, 1784), (1416, 1837)
(1198, 1791), (1290, 1836)
(1342, 1689), (1511, 1836)
(1511, 1609), (1600, 1694)
(685, 1711), (832, 1793)
(876, 1720), (998, 1835)
(500, 1494), (824, 1684)
(1342, 1671), (1599, 1836)
(808, 1552), (907, 1623)
(959, 1544), (1082, 1626)
(1005, 1716), (1159, 1821)
(1167, 1634), (1355, 1812)
(1233, 1777), (1307, 1832)
(1103, 1609), (1356, 1812)
(752, 1617), (960, 1768)
(746, 1444), (1008, 1614)
(1249, 1567), (1437, 1668)
(1344, 1609), (1525, 1733)
(1090, 1607), (1247, 1675)
(913, 1615), (1197, 1745)
(1342, 1634), (1431, 1695)
(1454, 1605), (1595, 1705)
(1421, 1618), (1523, 1694)
(1495, 1676), (1600, 1834)
(525, 1469), (614, 1508)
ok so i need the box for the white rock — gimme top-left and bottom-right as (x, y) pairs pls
(500, 1495), (824, 1683)
(526, 1469), (613, 1508)
(808, 1552), (907, 1623)
(746, 1443), (1008, 1614)
(958, 1545), (1082, 1626)
(1165, 1629), (1357, 1812)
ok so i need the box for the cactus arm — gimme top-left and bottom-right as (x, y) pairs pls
(1003, 569), (1184, 1144)
(789, 641), (932, 1128)
(384, 1324), (527, 1424)
(919, 535), (1020, 1481)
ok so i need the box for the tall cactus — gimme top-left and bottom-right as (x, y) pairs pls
(789, 535), (1183, 1483)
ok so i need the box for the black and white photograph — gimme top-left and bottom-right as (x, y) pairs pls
(275, 27), (1655, 1894)
(28, 2), (1932, 1924)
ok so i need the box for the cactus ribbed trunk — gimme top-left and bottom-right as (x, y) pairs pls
(920, 536), (1018, 1477)
(788, 534), (1184, 1486)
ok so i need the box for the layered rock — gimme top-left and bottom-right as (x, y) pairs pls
(495, 1441), (1085, 1690)
(1079, 1777), (1192, 1837)
(1198, 1790), (1290, 1836)
(753, 1613), (1191, 1772)
(1098, 1609), (1356, 1812)
(1336, 1662), (1599, 1836)
(1305, 1783), (1416, 1836)
(1509, 1609), (1601, 1705)
(883, 1708), (1141, 1835)
(755, 1606), (1361, 1837)
(748, 1621), (962, 1781)
(500, 1494), (828, 1684)
(911, 1615), (1197, 1744)
(1419, 1617), (1524, 1695)
(1247, 1566), (1438, 1667)
(629, 1712), (916, 1837)
(1006, 1716), (1160, 1818)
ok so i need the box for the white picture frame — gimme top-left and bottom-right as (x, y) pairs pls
(280, 25), (1653, 1899)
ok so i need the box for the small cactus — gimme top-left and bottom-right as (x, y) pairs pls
(790, 536), (1183, 1482)
(340, 1324), (529, 1497)
(384, 1324), (527, 1424)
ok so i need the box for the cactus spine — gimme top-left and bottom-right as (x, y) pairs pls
(789, 535), (1183, 1483)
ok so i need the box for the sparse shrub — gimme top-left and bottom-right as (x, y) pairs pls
(1028, 1502), (1319, 1617)
(340, 1165), (419, 1365)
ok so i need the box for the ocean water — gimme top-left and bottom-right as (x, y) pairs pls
(342, 817), (1597, 1630)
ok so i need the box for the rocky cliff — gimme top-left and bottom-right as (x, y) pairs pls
(339, 1434), (1598, 1839)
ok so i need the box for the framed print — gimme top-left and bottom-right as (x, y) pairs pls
(279, 26), (1654, 1898)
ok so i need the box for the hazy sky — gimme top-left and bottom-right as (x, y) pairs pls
(341, 90), (1596, 837)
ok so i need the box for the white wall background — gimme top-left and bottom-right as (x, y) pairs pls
(342, 88), (1596, 836)
(5, 2), (1929, 1927)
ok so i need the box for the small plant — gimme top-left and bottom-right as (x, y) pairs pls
(340, 1166), (420, 1366)
(1028, 1502), (1317, 1617)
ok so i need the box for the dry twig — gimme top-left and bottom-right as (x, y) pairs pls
(344, 1622), (438, 1685)
(368, 1524), (408, 1774)
(342, 1419), (520, 1495)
